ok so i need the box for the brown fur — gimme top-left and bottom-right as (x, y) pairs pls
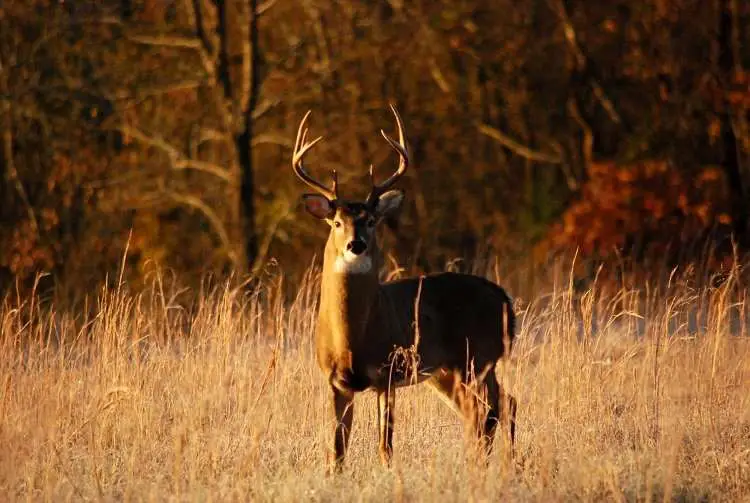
(292, 107), (516, 471)
(314, 202), (517, 470)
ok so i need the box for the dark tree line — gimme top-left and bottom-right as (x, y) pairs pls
(1, 0), (748, 296)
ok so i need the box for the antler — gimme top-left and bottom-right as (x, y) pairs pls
(292, 111), (338, 200)
(367, 104), (409, 206)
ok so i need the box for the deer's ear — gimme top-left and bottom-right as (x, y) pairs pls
(375, 189), (404, 218)
(302, 194), (334, 219)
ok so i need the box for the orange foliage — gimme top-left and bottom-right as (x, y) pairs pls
(727, 70), (750, 109)
(0, 148), (113, 284)
(546, 160), (731, 259)
(3, 222), (55, 279)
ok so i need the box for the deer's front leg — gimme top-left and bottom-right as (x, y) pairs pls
(329, 386), (354, 472)
(377, 388), (395, 466)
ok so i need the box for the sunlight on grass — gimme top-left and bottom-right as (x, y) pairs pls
(1, 263), (749, 501)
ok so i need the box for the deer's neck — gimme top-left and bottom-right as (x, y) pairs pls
(319, 236), (380, 353)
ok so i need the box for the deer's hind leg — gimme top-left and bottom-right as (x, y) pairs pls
(429, 367), (511, 460)
(498, 383), (517, 457)
(428, 369), (487, 454)
(480, 364), (517, 460)
(485, 371), (519, 463)
(482, 372), (501, 451)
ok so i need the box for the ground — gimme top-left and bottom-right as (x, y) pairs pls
(1, 270), (749, 501)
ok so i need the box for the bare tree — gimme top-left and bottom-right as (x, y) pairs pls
(119, 0), (279, 273)
(717, 0), (748, 244)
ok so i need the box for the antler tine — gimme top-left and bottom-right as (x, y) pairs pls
(368, 105), (409, 205)
(331, 169), (339, 200)
(292, 110), (336, 200)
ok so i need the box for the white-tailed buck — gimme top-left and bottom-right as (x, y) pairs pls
(293, 106), (517, 471)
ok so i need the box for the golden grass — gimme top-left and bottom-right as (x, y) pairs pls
(1, 264), (749, 502)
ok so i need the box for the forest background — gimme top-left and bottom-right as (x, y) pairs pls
(1, 0), (749, 300)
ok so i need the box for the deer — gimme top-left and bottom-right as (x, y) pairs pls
(292, 105), (517, 471)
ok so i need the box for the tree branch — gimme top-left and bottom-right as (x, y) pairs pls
(428, 57), (452, 93)
(215, 0), (233, 104)
(117, 124), (233, 183)
(251, 133), (294, 148)
(173, 159), (233, 183)
(196, 128), (231, 145)
(180, 0), (235, 136)
(476, 123), (563, 164)
(118, 124), (181, 157)
(250, 201), (292, 277)
(125, 33), (203, 50)
(238, 0), (252, 115)
(567, 97), (593, 177)
(256, 0), (280, 16)
(1, 48), (40, 238)
(2, 103), (40, 238)
(552, 0), (622, 125)
(166, 190), (237, 264)
(109, 79), (203, 102)
(251, 98), (279, 120)
(189, 0), (216, 58)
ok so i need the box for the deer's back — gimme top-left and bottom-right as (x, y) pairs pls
(375, 272), (515, 372)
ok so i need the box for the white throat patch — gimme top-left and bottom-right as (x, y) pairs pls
(334, 252), (373, 274)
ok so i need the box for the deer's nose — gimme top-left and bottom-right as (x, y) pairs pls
(346, 240), (367, 256)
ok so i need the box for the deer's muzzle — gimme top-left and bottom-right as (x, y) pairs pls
(346, 240), (367, 255)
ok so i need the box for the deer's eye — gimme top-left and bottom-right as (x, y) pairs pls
(334, 221), (342, 228)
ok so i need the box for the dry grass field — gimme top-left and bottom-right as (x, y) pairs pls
(1, 263), (749, 502)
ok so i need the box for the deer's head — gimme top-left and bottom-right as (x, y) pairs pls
(293, 106), (409, 274)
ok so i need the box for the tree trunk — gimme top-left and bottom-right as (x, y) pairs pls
(718, 0), (748, 245)
(240, 0), (259, 271)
